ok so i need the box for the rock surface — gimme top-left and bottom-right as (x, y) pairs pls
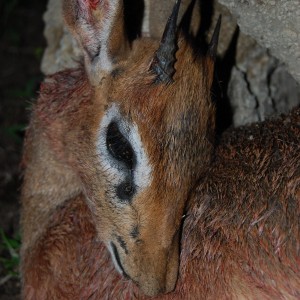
(41, 0), (81, 74)
(218, 0), (300, 84)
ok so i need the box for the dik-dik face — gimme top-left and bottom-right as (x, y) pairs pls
(63, 0), (219, 296)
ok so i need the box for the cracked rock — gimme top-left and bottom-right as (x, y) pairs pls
(228, 43), (300, 127)
(218, 0), (300, 83)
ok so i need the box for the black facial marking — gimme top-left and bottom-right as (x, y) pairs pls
(106, 122), (135, 170)
(116, 180), (136, 201)
(111, 242), (130, 279)
(130, 226), (140, 239)
(111, 68), (123, 78)
(117, 235), (128, 254)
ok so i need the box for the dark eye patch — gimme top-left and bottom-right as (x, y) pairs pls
(106, 122), (135, 169)
(116, 180), (135, 201)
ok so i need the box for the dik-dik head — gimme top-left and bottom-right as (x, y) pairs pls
(63, 0), (219, 296)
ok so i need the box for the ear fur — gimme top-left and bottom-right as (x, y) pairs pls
(63, 0), (128, 85)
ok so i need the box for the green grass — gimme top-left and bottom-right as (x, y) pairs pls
(0, 228), (21, 283)
(5, 78), (39, 99)
(2, 124), (26, 143)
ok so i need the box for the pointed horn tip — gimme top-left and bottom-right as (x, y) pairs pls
(169, 0), (182, 25)
(150, 0), (182, 83)
(215, 15), (222, 36)
(208, 15), (222, 59)
(168, 0), (182, 26)
(174, 0), (182, 9)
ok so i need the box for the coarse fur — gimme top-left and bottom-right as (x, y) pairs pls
(177, 107), (300, 299)
(21, 0), (216, 297)
(22, 107), (300, 299)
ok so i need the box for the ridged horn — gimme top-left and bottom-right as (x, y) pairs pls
(207, 15), (222, 61)
(150, 0), (181, 83)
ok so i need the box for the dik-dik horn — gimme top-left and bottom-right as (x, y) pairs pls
(20, 0), (219, 297)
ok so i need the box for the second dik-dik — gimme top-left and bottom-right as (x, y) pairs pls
(21, 0), (218, 297)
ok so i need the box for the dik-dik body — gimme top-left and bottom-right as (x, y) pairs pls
(20, 0), (300, 299)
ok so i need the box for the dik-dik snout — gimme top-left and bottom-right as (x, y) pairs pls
(61, 0), (219, 296)
(107, 216), (181, 297)
(104, 187), (182, 296)
(88, 103), (183, 296)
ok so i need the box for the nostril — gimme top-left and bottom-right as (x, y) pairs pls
(110, 242), (131, 279)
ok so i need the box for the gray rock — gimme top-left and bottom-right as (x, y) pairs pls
(228, 44), (300, 126)
(218, 0), (300, 83)
(229, 66), (260, 125)
(270, 65), (300, 115)
(41, 0), (81, 74)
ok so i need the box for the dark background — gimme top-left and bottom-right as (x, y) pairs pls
(0, 0), (47, 298)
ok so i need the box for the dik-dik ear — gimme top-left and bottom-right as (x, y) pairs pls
(63, 0), (128, 85)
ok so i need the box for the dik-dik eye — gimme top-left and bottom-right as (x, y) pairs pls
(98, 104), (152, 194)
(106, 122), (135, 170)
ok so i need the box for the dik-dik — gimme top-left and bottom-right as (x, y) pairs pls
(21, 0), (300, 299)
(21, 0), (217, 297)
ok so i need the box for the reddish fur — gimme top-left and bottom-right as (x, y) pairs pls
(89, 0), (100, 10)
(37, 68), (91, 163)
(22, 105), (300, 299)
(22, 195), (141, 300)
(178, 107), (300, 299)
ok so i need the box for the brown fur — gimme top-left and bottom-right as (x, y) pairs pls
(22, 108), (300, 299)
(21, 0), (216, 297)
(177, 107), (300, 299)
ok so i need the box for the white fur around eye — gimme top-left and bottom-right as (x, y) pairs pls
(96, 104), (152, 192)
(128, 123), (152, 189)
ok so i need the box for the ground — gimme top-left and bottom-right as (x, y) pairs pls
(0, 0), (47, 298)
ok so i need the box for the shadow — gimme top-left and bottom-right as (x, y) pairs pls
(179, 0), (237, 134)
(179, 0), (197, 38)
(214, 27), (239, 136)
(195, 0), (239, 135)
(123, 0), (145, 42)
(179, 0), (214, 54)
(195, 0), (214, 54)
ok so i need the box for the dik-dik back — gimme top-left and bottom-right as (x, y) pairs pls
(21, 0), (218, 296)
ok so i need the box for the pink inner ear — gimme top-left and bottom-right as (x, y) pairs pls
(77, 0), (100, 19)
(89, 0), (100, 10)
